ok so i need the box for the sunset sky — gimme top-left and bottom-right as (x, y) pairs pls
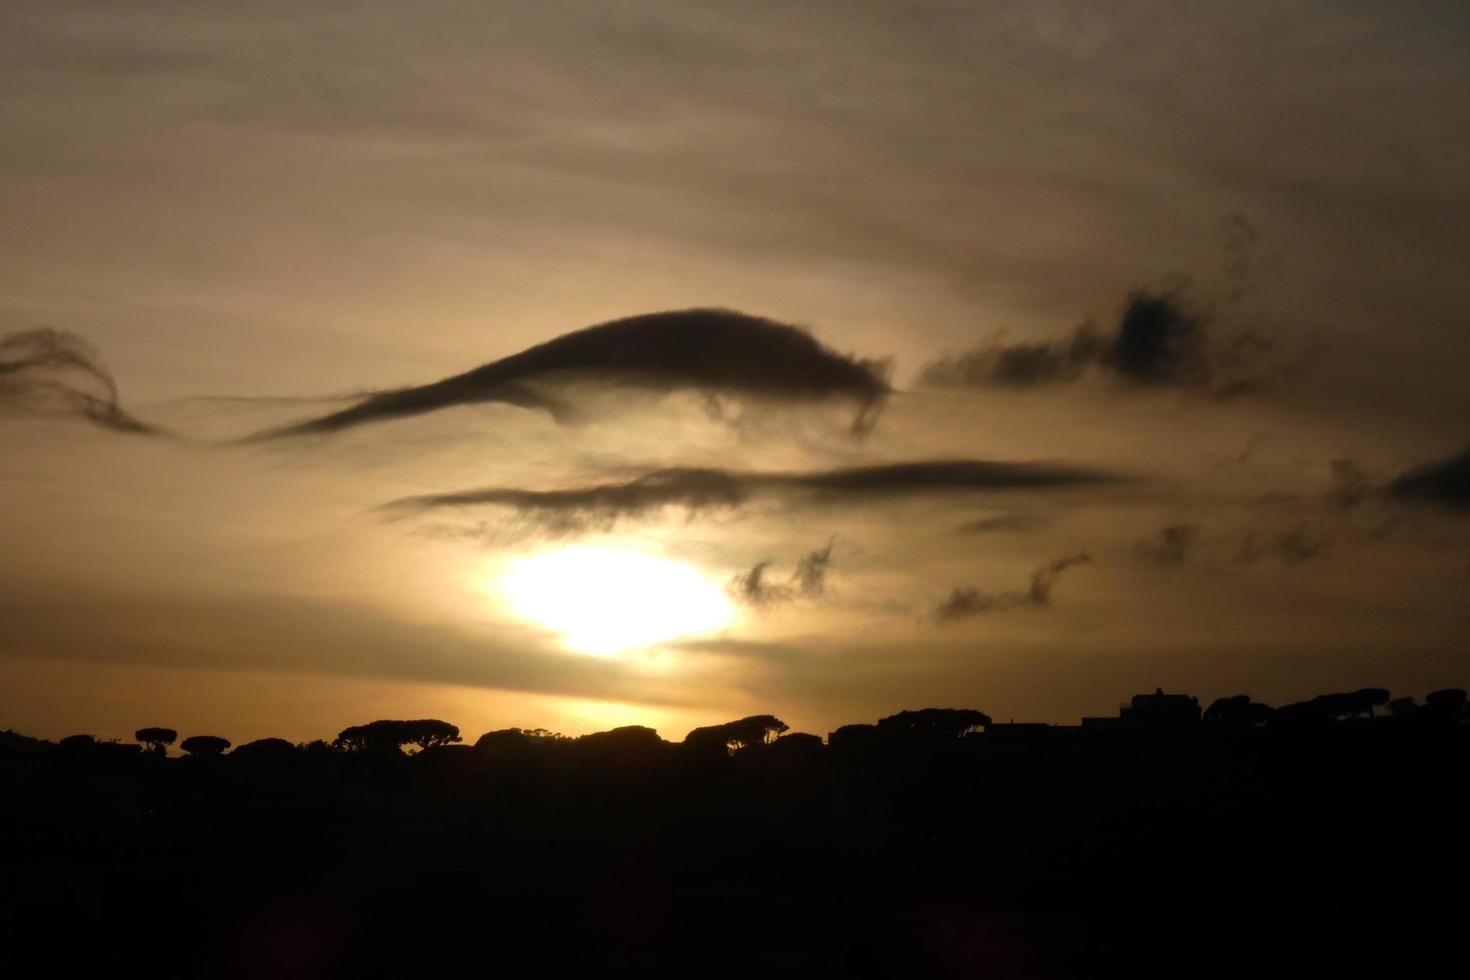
(3, 1), (1468, 745)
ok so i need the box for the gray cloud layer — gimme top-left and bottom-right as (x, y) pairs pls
(0, 329), (159, 435)
(384, 459), (1123, 533)
(249, 308), (891, 441)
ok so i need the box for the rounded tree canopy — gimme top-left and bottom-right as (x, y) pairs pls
(576, 725), (663, 749)
(231, 737), (298, 760)
(333, 719), (461, 754)
(876, 708), (992, 738)
(180, 735), (231, 756)
(135, 727), (177, 746)
(683, 715), (789, 754)
(772, 732), (824, 752)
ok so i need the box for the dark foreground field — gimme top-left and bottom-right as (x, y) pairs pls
(3, 718), (1467, 978)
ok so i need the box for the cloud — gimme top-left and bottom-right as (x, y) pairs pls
(0, 584), (678, 706)
(1387, 445), (1470, 511)
(920, 288), (1275, 397)
(383, 459), (1123, 534)
(1221, 212), (1261, 303)
(1140, 523), (1200, 565)
(793, 539), (835, 598)
(1327, 458), (1373, 509)
(726, 561), (794, 607)
(726, 538), (838, 608)
(956, 513), (1048, 535)
(1236, 525), (1327, 564)
(935, 552), (1092, 620)
(246, 308), (892, 441)
(0, 329), (161, 435)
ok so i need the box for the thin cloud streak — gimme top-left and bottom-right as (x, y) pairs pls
(382, 459), (1126, 533)
(1, 329), (162, 436)
(935, 552), (1092, 620)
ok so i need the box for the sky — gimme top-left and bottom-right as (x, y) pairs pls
(2, 0), (1468, 745)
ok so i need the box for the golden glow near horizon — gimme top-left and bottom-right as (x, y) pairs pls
(497, 545), (734, 655)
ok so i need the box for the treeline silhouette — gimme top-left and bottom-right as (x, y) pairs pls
(3, 687), (1468, 978)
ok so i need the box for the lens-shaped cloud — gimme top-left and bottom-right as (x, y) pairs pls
(246, 308), (892, 441)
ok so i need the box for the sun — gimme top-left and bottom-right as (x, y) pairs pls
(496, 545), (734, 654)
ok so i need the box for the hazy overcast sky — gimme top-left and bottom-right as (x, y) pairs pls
(3, 1), (1468, 744)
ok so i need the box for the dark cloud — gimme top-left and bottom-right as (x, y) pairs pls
(726, 539), (838, 609)
(1236, 525), (1328, 564)
(793, 539), (835, 598)
(1388, 445), (1470, 511)
(0, 329), (160, 435)
(246, 308), (892, 441)
(920, 288), (1274, 397)
(956, 513), (1048, 535)
(726, 561), (794, 608)
(382, 459), (1123, 534)
(1140, 523), (1201, 566)
(391, 467), (747, 535)
(935, 552), (1092, 621)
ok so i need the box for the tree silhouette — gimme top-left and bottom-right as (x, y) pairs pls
(684, 715), (789, 755)
(1203, 695), (1274, 726)
(876, 707), (991, 739)
(1424, 689), (1467, 722)
(1354, 688), (1391, 719)
(334, 719), (461, 755)
(1388, 697), (1419, 719)
(827, 723), (880, 753)
(576, 725), (663, 752)
(772, 732), (824, 753)
(179, 735), (230, 756)
(231, 737), (298, 761)
(1277, 689), (1391, 724)
(134, 727), (177, 755)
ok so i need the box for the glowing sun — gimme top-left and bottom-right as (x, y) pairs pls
(497, 545), (734, 654)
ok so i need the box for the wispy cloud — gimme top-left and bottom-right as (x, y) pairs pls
(726, 538), (838, 608)
(935, 552), (1092, 620)
(1139, 523), (1201, 566)
(921, 288), (1276, 398)
(1, 329), (161, 435)
(383, 459), (1124, 535)
(1235, 525), (1328, 564)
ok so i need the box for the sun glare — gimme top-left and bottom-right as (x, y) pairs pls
(496, 545), (734, 654)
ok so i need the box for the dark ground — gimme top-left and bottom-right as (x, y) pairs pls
(2, 721), (1466, 978)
